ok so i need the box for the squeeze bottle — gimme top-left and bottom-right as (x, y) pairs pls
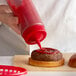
(7, 0), (47, 47)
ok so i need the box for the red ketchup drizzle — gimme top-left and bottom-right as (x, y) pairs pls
(36, 48), (59, 54)
(36, 39), (42, 49)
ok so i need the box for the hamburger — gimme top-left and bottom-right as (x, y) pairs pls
(29, 48), (64, 67)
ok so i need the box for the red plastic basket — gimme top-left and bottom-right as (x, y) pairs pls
(0, 65), (27, 76)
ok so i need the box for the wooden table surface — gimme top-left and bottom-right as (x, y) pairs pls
(13, 53), (76, 71)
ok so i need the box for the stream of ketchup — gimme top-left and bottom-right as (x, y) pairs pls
(36, 41), (42, 49)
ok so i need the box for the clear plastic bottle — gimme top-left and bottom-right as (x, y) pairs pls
(7, 0), (47, 46)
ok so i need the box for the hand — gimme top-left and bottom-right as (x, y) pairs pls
(0, 5), (21, 34)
